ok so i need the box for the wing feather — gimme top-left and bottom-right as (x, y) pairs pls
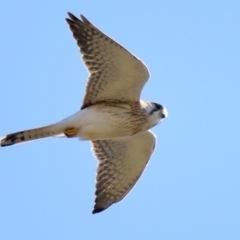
(66, 13), (150, 108)
(91, 130), (156, 213)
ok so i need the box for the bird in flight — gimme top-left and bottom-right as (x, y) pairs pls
(1, 12), (168, 214)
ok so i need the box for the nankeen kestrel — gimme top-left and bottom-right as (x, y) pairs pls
(1, 13), (168, 214)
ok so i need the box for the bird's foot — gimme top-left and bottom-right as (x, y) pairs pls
(64, 127), (79, 138)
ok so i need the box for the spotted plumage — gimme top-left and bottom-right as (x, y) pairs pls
(1, 12), (168, 213)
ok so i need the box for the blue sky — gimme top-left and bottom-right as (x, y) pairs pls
(0, 1), (240, 239)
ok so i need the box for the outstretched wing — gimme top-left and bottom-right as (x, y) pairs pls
(91, 130), (156, 213)
(66, 13), (150, 109)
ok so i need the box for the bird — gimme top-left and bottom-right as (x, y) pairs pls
(1, 12), (168, 214)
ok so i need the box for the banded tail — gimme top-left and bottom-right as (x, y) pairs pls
(1, 122), (67, 147)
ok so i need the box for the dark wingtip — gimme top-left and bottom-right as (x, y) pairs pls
(80, 14), (90, 24)
(67, 12), (74, 19)
(66, 12), (93, 28)
(92, 207), (106, 214)
(66, 12), (80, 23)
(65, 12), (77, 26)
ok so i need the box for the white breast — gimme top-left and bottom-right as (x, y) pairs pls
(63, 104), (136, 140)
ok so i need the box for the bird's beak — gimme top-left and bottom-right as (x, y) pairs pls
(162, 107), (168, 119)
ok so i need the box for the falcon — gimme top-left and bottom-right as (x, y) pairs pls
(1, 12), (168, 213)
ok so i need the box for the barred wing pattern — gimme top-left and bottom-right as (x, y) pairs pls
(91, 131), (156, 213)
(66, 13), (150, 108)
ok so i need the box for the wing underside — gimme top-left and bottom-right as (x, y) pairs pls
(66, 13), (150, 108)
(91, 130), (156, 213)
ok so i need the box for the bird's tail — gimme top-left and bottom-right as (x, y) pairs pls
(1, 121), (68, 147)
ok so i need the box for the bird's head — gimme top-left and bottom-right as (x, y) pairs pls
(144, 101), (168, 128)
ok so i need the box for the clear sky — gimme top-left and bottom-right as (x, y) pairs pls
(0, 1), (240, 239)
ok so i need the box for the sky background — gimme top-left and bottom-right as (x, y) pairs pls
(0, 1), (240, 239)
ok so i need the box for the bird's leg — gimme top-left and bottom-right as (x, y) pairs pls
(64, 127), (79, 138)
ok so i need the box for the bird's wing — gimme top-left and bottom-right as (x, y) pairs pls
(66, 13), (150, 109)
(91, 130), (156, 213)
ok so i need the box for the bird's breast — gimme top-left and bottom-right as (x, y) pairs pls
(73, 103), (147, 140)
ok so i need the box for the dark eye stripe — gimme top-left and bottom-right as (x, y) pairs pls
(150, 103), (163, 114)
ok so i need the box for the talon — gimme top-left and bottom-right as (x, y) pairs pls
(64, 127), (79, 138)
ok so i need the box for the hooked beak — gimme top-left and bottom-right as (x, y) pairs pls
(161, 107), (168, 119)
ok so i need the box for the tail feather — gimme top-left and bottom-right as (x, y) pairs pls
(1, 123), (66, 147)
